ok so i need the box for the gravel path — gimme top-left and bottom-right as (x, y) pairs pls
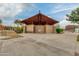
(0, 32), (78, 56)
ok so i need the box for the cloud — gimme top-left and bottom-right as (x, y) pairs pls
(52, 8), (72, 14)
(0, 3), (35, 19)
(54, 4), (63, 9)
(51, 4), (79, 14)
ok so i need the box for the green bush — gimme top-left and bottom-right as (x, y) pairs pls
(60, 29), (64, 32)
(56, 28), (64, 33)
(77, 35), (79, 41)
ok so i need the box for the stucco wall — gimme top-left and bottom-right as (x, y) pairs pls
(0, 30), (17, 36)
(26, 25), (55, 33)
(26, 25), (34, 33)
(45, 25), (54, 33)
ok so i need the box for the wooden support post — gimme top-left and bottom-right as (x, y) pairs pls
(33, 25), (35, 33)
(44, 25), (46, 33)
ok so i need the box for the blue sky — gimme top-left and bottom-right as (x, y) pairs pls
(1, 3), (79, 26)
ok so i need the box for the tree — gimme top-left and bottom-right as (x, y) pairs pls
(0, 19), (2, 24)
(67, 8), (79, 55)
(66, 7), (79, 23)
(14, 19), (22, 27)
(14, 20), (22, 26)
(14, 19), (25, 33)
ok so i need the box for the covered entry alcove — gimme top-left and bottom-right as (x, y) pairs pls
(21, 12), (58, 33)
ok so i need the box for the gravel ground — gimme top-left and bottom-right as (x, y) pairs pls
(0, 32), (78, 56)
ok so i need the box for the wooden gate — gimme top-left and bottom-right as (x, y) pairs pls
(45, 25), (54, 33)
(34, 25), (45, 33)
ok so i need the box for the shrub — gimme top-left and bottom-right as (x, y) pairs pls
(60, 29), (64, 32)
(56, 28), (64, 33)
(56, 28), (61, 33)
(77, 35), (79, 41)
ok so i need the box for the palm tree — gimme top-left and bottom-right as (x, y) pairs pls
(14, 19), (26, 33)
(14, 20), (23, 33)
(14, 20), (21, 26)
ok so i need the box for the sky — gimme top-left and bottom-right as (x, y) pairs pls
(1, 3), (79, 26)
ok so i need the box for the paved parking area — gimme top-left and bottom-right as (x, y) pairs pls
(0, 32), (78, 56)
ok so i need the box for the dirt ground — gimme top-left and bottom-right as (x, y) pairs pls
(0, 32), (78, 56)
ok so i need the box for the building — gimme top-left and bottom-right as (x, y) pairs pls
(21, 12), (58, 33)
(0, 24), (5, 30)
(66, 25), (79, 32)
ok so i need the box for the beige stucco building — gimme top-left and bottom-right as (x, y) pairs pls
(21, 12), (58, 33)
